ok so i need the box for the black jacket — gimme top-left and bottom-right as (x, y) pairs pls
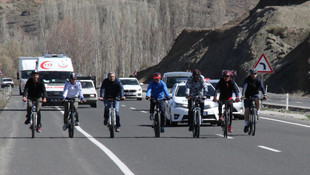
(214, 78), (239, 100)
(23, 77), (47, 100)
(242, 76), (266, 97)
(100, 78), (124, 99)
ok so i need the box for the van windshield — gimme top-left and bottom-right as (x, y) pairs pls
(176, 85), (215, 97)
(21, 70), (33, 79)
(166, 76), (190, 89)
(39, 71), (72, 83)
(81, 81), (94, 88)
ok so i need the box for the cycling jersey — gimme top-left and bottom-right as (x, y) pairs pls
(146, 80), (170, 100)
(62, 80), (84, 99)
(242, 76), (266, 97)
(214, 78), (239, 100)
(185, 75), (208, 97)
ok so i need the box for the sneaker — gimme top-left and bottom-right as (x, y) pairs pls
(103, 118), (108, 126)
(161, 127), (165, 133)
(24, 118), (30, 125)
(63, 124), (68, 131)
(150, 114), (154, 120)
(36, 127), (42, 133)
(244, 125), (249, 133)
(228, 125), (233, 133)
(189, 126), (194, 131)
(115, 127), (120, 132)
(75, 121), (80, 126)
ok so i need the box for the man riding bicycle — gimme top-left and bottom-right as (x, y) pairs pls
(99, 72), (126, 132)
(146, 72), (171, 133)
(213, 70), (240, 133)
(62, 73), (84, 131)
(242, 68), (267, 133)
(23, 70), (47, 133)
(185, 69), (208, 131)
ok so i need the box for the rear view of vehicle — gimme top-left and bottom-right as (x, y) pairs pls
(18, 57), (38, 95)
(37, 54), (74, 106)
(119, 77), (143, 100)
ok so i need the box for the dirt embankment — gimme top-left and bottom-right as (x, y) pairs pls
(138, 0), (310, 95)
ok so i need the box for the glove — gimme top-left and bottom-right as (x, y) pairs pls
(146, 96), (150, 100)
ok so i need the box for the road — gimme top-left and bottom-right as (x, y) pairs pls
(1, 89), (310, 175)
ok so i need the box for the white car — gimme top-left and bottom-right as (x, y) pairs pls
(1, 77), (14, 88)
(207, 79), (244, 118)
(166, 82), (219, 126)
(162, 71), (192, 92)
(80, 80), (97, 108)
(119, 77), (143, 100)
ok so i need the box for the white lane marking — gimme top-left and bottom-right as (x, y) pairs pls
(121, 105), (126, 107)
(261, 117), (310, 128)
(258, 145), (282, 153)
(141, 111), (148, 114)
(216, 134), (234, 139)
(76, 127), (135, 175)
(56, 107), (134, 175)
(129, 107), (136, 110)
(295, 101), (302, 104)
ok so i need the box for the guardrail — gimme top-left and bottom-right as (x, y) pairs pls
(0, 86), (12, 108)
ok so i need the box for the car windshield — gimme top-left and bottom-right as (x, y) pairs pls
(21, 70), (33, 79)
(166, 76), (190, 89)
(175, 85), (215, 97)
(120, 79), (139, 85)
(39, 71), (72, 83)
(3, 79), (12, 82)
(81, 81), (94, 88)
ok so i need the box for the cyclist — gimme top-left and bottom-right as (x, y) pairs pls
(99, 72), (126, 132)
(62, 73), (84, 131)
(185, 69), (208, 131)
(22, 70), (47, 133)
(213, 70), (240, 133)
(242, 68), (267, 133)
(146, 72), (171, 133)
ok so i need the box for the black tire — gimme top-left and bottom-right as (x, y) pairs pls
(110, 110), (115, 138)
(248, 109), (253, 135)
(91, 103), (97, 108)
(154, 112), (160, 137)
(194, 111), (201, 138)
(31, 113), (36, 138)
(19, 87), (23, 95)
(69, 112), (75, 138)
(252, 109), (257, 136)
(223, 107), (229, 138)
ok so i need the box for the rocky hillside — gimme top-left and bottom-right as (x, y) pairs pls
(138, 0), (310, 95)
(0, 0), (258, 80)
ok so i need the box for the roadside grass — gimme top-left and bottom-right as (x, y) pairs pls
(261, 106), (310, 120)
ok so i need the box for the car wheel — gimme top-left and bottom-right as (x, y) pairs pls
(91, 103), (97, 108)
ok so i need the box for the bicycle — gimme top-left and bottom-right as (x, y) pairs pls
(245, 97), (265, 136)
(64, 98), (79, 138)
(106, 97), (120, 138)
(190, 96), (206, 138)
(219, 100), (234, 138)
(29, 100), (41, 138)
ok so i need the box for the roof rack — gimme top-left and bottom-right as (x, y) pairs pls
(43, 54), (66, 58)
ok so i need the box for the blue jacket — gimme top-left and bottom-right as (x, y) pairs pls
(146, 80), (170, 100)
(100, 78), (124, 98)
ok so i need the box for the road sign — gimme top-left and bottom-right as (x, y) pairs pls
(254, 53), (274, 73)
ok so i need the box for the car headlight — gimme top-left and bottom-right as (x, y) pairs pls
(90, 94), (95, 98)
(174, 102), (187, 108)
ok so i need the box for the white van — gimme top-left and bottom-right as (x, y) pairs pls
(37, 54), (74, 105)
(162, 71), (192, 92)
(18, 57), (38, 95)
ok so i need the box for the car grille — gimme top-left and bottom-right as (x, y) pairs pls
(47, 91), (62, 97)
(124, 90), (137, 93)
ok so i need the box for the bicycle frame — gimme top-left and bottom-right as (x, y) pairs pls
(151, 98), (162, 138)
(106, 98), (119, 138)
(65, 98), (78, 138)
(190, 96), (205, 138)
(246, 97), (261, 136)
(29, 100), (39, 138)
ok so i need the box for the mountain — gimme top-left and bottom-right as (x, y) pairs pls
(138, 0), (310, 95)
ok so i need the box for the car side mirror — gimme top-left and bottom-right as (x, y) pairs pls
(139, 83), (144, 86)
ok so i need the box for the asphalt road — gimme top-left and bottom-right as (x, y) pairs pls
(1, 89), (310, 175)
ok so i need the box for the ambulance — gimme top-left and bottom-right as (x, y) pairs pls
(37, 54), (74, 105)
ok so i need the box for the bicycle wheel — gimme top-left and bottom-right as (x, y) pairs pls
(252, 109), (257, 136)
(31, 113), (36, 138)
(109, 110), (115, 138)
(248, 110), (253, 135)
(194, 110), (201, 138)
(223, 107), (229, 138)
(69, 112), (75, 138)
(154, 112), (160, 137)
